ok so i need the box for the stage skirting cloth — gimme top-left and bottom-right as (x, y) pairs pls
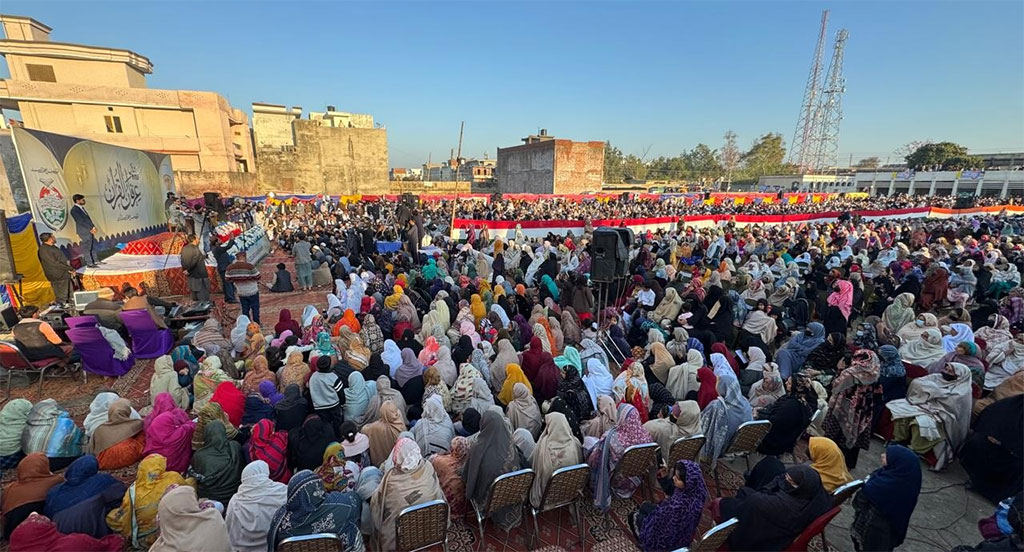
(78, 255), (221, 296)
(120, 232), (186, 256)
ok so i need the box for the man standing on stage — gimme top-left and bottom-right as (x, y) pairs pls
(70, 194), (99, 266)
(225, 251), (261, 323)
(37, 232), (74, 306)
(180, 234), (210, 301)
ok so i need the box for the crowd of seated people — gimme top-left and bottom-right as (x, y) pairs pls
(0, 192), (1020, 551)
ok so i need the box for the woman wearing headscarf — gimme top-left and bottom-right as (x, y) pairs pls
(899, 328), (947, 368)
(338, 326), (371, 371)
(894, 312), (939, 345)
(225, 460), (288, 552)
(338, 372), (370, 423)
(717, 464), (832, 551)
(887, 362), (973, 470)
(267, 470), (363, 550)
(193, 356), (235, 411)
(277, 350), (309, 393)
(107, 454), (189, 549)
(21, 399), (84, 470)
(44, 455), (123, 532)
(644, 400), (701, 455)
(583, 357), (615, 411)
(83, 392), (130, 438)
(189, 421), (242, 504)
(0, 399), (31, 469)
(554, 347), (595, 421)
(288, 415), (337, 473)
(879, 292), (916, 339)
(633, 460), (708, 552)
(807, 435), (852, 495)
(530, 410), (584, 508)
(651, 287), (684, 323)
(240, 356), (275, 396)
(432, 436), (470, 520)
(741, 300), (779, 350)
(142, 407), (194, 473)
(699, 374), (752, 465)
(919, 264), (950, 310)
(644, 340), (675, 386)
(361, 376), (409, 427)
(273, 384), (308, 433)
(465, 410), (525, 526)
(249, 419), (291, 483)
(150, 355), (191, 410)
(504, 382), (542, 438)
(695, 366), (718, 410)
(581, 394), (617, 439)
(192, 402), (237, 450)
(371, 437), (445, 550)
(560, 308), (583, 347)
(875, 344), (908, 405)
(88, 399), (145, 470)
(359, 314), (385, 354)
(210, 381), (246, 428)
(413, 395), (455, 456)
(850, 445), (922, 551)
(589, 404), (654, 511)
(498, 363), (533, 405)
(804, 331), (848, 386)
(747, 362), (786, 415)
(149, 486), (231, 552)
(431, 345), (458, 388)
(664, 349), (701, 403)
(381, 339), (403, 377)
(8, 512), (122, 552)
(274, 309), (301, 337)
(450, 363), (484, 415)
(2, 453), (64, 539)
(823, 279), (853, 335)
(230, 314), (251, 353)
(395, 348), (426, 411)
(926, 340), (987, 386)
(775, 322), (825, 379)
(362, 401), (407, 466)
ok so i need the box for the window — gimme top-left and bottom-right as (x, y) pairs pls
(104, 115), (123, 133)
(25, 64), (56, 82)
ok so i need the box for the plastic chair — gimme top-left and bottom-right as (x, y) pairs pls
(783, 506), (841, 551)
(673, 517), (739, 552)
(712, 420), (771, 496)
(614, 442), (660, 502)
(65, 325), (134, 377)
(0, 340), (75, 397)
(276, 533), (343, 552)
(472, 468), (534, 551)
(396, 499), (449, 552)
(529, 463), (589, 550)
(120, 309), (173, 358)
(831, 479), (864, 508)
(668, 434), (706, 466)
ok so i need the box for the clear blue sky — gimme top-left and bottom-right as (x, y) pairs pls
(4, 1), (1023, 168)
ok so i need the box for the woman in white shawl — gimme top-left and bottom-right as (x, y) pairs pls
(359, 376), (408, 426)
(490, 304), (511, 330)
(984, 334), (1024, 390)
(225, 460), (287, 552)
(419, 310), (445, 344)
(886, 362), (972, 470)
(651, 288), (684, 323)
(412, 395), (455, 456)
(346, 274), (366, 313)
(505, 383), (542, 438)
(490, 339), (519, 392)
(667, 349), (702, 401)
(698, 374), (752, 465)
(300, 305), (318, 328)
(528, 412), (582, 509)
(524, 250), (544, 286)
(899, 328), (947, 367)
(896, 313), (939, 345)
(742, 303), (778, 346)
(643, 400), (701, 455)
(469, 377), (496, 413)
(432, 346), (458, 388)
(83, 392), (140, 437)
(326, 293), (344, 319)
(381, 340), (403, 378)
(975, 314), (1014, 357)
(230, 314), (252, 353)
(583, 358), (615, 410)
(941, 323), (974, 353)
(747, 362), (786, 415)
(432, 293), (452, 333)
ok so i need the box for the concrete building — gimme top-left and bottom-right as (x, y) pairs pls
(757, 174), (857, 193)
(251, 103), (388, 195)
(855, 170), (1022, 199)
(0, 15), (256, 178)
(422, 160), (457, 181)
(496, 131), (604, 194)
(457, 158), (496, 185)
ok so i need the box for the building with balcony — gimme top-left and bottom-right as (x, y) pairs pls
(0, 15), (256, 177)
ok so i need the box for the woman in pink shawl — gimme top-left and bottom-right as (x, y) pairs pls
(144, 393), (178, 432)
(588, 404), (654, 511)
(142, 409), (195, 472)
(824, 279), (853, 336)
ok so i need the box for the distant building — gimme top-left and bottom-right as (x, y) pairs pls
(390, 167), (418, 180)
(457, 158), (496, 185)
(251, 103), (388, 195)
(0, 15), (255, 175)
(856, 170), (1021, 199)
(496, 130), (604, 194)
(757, 174), (856, 193)
(422, 159), (457, 181)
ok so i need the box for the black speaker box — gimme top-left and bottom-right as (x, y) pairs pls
(592, 227), (630, 282)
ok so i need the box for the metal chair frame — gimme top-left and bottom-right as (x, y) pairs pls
(831, 479), (864, 508)
(668, 434), (706, 466)
(0, 340), (80, 398)
(472, 468), (535, 552)
(673, 517), (739, 552)
(529, 463), (589, 550)
(396, 499), (449, 552)
(614, 442), (660, 502)
(713, 420), (771, 497)
(276, 532), (343, 552)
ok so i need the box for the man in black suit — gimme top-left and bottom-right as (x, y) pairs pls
(70, 194), (99, 266)
(37, 232), (74, 305)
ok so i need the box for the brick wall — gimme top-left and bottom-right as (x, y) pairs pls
(553, 140), (604, 194)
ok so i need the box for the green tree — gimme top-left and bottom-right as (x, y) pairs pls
(687, 144), (721, 179)
(904, 142), (972, 170)
(623, 154), (648, 181)
(604, 141), (625, 183)
(853, 156), (881, 170)
(740, 133), (787, 178)
(942, 155), (984, 170)
(648, 155), (689, 180)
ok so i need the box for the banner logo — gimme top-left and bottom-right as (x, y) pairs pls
(36, 180), (68, 230)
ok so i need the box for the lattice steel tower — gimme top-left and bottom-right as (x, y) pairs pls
(810, 28), (849, 174)
(788, 10), (829, 174)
